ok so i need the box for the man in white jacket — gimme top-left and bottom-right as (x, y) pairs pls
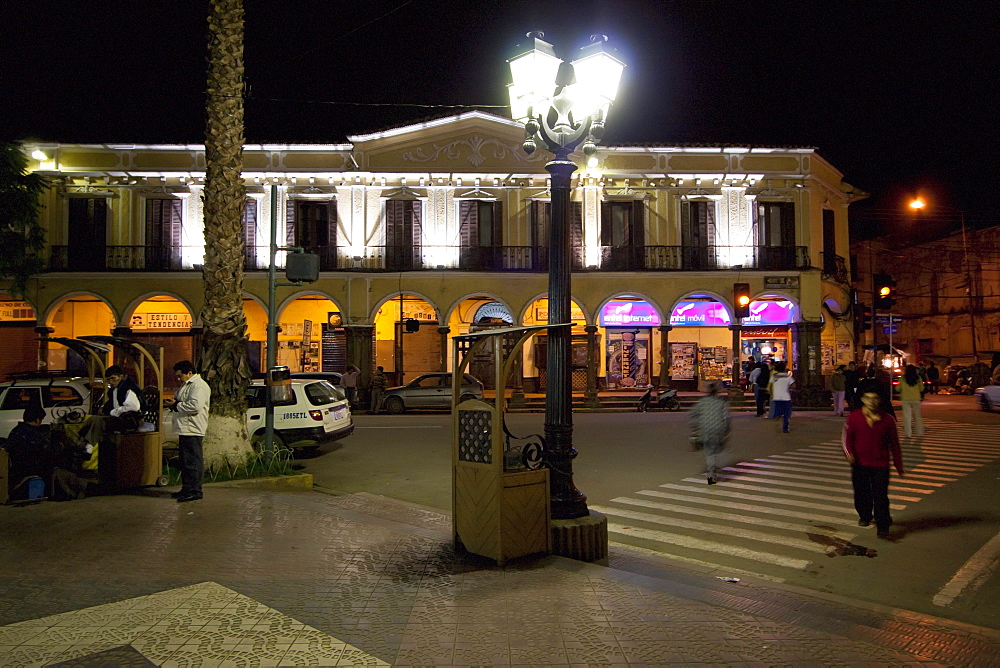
(769, 361), (796, 433)
(164, 360), (211, 502)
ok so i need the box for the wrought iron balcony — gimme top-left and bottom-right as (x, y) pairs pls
(46, 244), (810, 273)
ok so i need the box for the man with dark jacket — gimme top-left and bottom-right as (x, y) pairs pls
(103, 365), (144, 428)
(3, 406), (55, 499)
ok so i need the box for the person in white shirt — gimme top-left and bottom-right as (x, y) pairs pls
(769, 361), (796, 433)
(163, 360), (211, 503)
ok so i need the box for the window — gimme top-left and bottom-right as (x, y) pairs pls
(67, 197), (108, 271)
(43, 386), (84, 407)
(600, 201), (645, 270)
(385, 200), (422, 270)
(530, 200), (584, 270)
(1, 387), (41, 411)
(459, 200), (503, 269)
(756, 201), (795, 247)
(305, 381), (344, 405)
(145, 199), (184, 270)
(243, 198), (258, 269)
(680, 200), (717, 269)
(822, 209), (837, 274)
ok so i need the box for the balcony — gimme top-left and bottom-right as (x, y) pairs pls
(47, 244), (810, 273)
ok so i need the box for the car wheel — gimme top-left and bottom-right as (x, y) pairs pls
(384, 397), (405, 414)
(459, 393), (476, 403)
(251, 431), (287, 454)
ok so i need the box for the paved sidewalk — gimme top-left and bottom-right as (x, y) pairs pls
(1, 486), (998, 666)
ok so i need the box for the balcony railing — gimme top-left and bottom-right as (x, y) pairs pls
(47, 244), (811, 273)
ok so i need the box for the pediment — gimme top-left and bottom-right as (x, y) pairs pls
(349, 111), (550, 174)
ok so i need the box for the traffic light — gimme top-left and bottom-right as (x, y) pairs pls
(733, 282), (751, 319)
(874, 273), (897, 309)
(857, 303), (873, 331)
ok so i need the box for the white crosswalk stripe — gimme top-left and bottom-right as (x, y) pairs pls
(604, 417), (1000, 577)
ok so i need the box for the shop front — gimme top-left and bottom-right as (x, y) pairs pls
(668, 299), (734, 391)
(599, 300), (659, 390)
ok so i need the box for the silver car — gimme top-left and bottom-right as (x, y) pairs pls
(381, 373), (484, 413)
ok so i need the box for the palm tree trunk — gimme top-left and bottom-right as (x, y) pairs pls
(201, 0), (252, 465)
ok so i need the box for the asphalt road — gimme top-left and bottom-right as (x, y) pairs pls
(298, 394), (1000, 630)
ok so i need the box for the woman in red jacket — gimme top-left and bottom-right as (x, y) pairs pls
(842, 389), (905, 539)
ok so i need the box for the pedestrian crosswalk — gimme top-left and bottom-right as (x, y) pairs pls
(593, 418), (1000, 579)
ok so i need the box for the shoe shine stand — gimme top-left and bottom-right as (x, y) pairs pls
(451, 325), (556, 565)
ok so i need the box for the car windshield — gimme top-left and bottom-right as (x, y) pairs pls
(305, 381), (344, 406)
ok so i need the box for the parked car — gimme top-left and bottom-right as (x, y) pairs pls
(290, 371), (343, 386)
(975, 384), (1000, 412)
(0, 377), (94, 439)
(164, 379), (353, 453)
(381, 373), (484, 413)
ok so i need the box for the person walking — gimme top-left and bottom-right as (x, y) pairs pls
(898, 364), (925, 438)
(689, 382), (730, 485)
(749, 361), (770, 417)
(925, 360), (940, 394)
(341, 365), (360, 407)
(844, 361), (860, 410)
(843, 388), (905, 539)
(769, 361), (795, 433)
(163, 360), (211, 503)
(368, 365), (387, 414)
(831, 365), (847, 417)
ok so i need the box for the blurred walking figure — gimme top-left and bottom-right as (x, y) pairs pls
(898, 364), (925, 438)
(769, 361), (795, 433)
(843, 389), (905, 539)
(844, 361), (860, 410)
(749, 361), (770, 417)
(831, 365), (847, 416)
(689, 382), (731, 485)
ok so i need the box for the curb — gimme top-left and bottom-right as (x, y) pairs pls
(208, 473), (313, 491)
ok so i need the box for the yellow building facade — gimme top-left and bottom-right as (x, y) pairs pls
(6, 112), (863, 401)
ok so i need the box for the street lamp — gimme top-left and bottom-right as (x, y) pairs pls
(508, 33), (625, 520)
(908, 198), (978, 361)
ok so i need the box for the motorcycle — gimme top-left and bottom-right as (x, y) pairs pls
(637, 386), (681, 411)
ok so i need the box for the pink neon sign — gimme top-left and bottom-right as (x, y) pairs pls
(669, 302), (732, 326)
(599, 300), (662, 327)
(741, 300), (795, 325)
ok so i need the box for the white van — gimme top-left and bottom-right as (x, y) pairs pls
(0, 378), (93, 439)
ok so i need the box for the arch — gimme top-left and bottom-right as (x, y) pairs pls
(750, 292), (802, 324)
(123, 292), (198, 330)
(594, 292), (665, 327)
(42, 291), (118, 328)
(277, 290), (344, 318)
(370, 290), (441, 324)
(443, 291), (513, 327)
(667, 290), (734, 326)
(518, 293), (590, 326)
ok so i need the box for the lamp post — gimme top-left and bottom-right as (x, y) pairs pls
(508, 33), (625, 520)
(909, 198), (978, 361)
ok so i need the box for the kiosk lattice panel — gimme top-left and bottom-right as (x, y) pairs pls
(458, 410), (492, 464)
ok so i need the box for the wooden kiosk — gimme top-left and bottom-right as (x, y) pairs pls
(42, 336), (168, 489)
(451, 325), (562, 564)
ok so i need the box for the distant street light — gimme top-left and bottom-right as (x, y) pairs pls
(908, 198), (978, 361)
(508, 32), (625, 520)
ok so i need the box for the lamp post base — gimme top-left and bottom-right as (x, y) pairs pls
(551, 510), (609, 563)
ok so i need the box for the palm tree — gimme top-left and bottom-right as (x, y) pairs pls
(200, 0), (252, 465)
(0, 141), (47, 298)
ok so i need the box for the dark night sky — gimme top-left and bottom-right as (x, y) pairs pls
(3, 1), (996, 238)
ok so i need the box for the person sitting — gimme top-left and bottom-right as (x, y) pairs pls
(76, 366), (145, 450)
(2, 406), (56, 500)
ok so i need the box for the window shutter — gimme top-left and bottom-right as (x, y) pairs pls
(285, 200), (296, 246)
(681, 201), (693, 246)
(781, 202), (796, 248)
(491, 201), (503, 246)
(570, 202), (584, 268)
(409, 201), (422, 248)
(530, 200), (548, 247)
(631, 200), (645, 247)
(704, 202), (716, 247)
(243, 198), (257, 266)
(600, 202), (612, 246)
(327, 200), (338, 249)
(459, 201), (477, 246)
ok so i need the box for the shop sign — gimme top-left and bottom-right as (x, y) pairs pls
(535, 306), (586, 322)
(129, 313), (192, 330)
(0, 301), (35, 321)
(740, 300), (795, 325)
(669, 301), (732, 327)
(764, 276), (800, 290)
(741, 326), (788, 337)
(599, 300), (661, 327)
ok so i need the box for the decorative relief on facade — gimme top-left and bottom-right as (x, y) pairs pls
(402, 136), (544, 167)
